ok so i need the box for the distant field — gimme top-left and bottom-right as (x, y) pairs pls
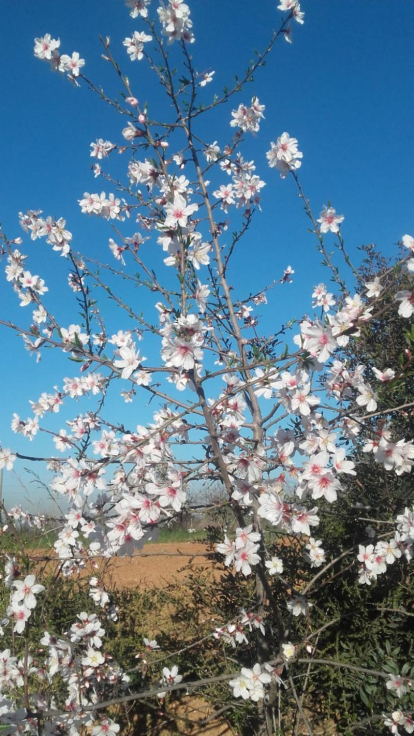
(156, 527), (206, 543)
(0, 526), (206, 553)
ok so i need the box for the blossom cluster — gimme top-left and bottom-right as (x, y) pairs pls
(216, 525), (261, 576)
(358, 506), (414, 585)
(213, 154), (266, 212)
(266, 132), (303, 177)
(229, 663), (272, 702)
(214, 609), (265, 647)
(230, 97), (265, 134)
(34, 34), (85, 77)
(157, 0), (194, 44)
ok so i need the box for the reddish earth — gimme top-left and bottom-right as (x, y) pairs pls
(30, 542), (336, 734)
(100, 541), (215, 589)
(98, 543), (234, 735)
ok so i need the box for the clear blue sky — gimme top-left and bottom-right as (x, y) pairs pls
(1, 0), (414, 507)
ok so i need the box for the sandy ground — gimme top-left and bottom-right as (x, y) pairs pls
(100, 541), (215, 589)
(98, 542), (235, 735)
(29, 542), (337, 735)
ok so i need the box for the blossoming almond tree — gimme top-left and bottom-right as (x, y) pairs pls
(0, 1), (414, 734)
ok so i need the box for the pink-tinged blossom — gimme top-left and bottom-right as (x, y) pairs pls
(227, 453), (264, 483)
(357, 545), (375, 569)
(235, 525), (261, 550)
(59, 51), (85, 76)
(91, 139), (115, 159)
(157, 0), (194, 44)
(229, 172), (264, 209)
(266, 133), (303, 177)
(194, 281), (210, 312)
(161, 338), (203, 370)
(92, 720), (120, 736)
(158, 665), (183, 698)
(79, 192), (103, 214)
(235, 542), (261, 576)
(13, 574), (45, 609)
(7, 603), (31, 634)
(34, 34), (60, 60)
(291, 384), (319, 416)
(383, 711), (414, 734)
(164, 193), (198, 228)
(109, 238), (126, 264)
(230, 97), (265, 133)
(148, 482), (186, 512)
(89, 577), (110, 608)
(317, 206), (344, 234)
(254, 368), (279, 399)
(245, 664), (271, 701)
(308, 471), (341, 503)
(291, 507), (320, 536)
(123, 31), (152, 61)
(126, 0), (151, 18)
(125, 232), (145, 250)
(312, 283), (336, 311)
(213, 184), (236, 211)
(294, 320), (335, 363)
(204, 141), (220, 162)
(277, 0), (305, 24)
(386, 675), (408, 699)
(372, 367), (395, 382)
(302, 451), (330, 481)
(122, 122), (141, 141)
(79, 191), (123, 219)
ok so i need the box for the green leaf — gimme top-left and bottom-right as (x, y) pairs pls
(359, 689), (371, 709)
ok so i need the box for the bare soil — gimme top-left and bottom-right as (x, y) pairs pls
(100, 542), (214, 589)
(101, 543), (235, 735)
